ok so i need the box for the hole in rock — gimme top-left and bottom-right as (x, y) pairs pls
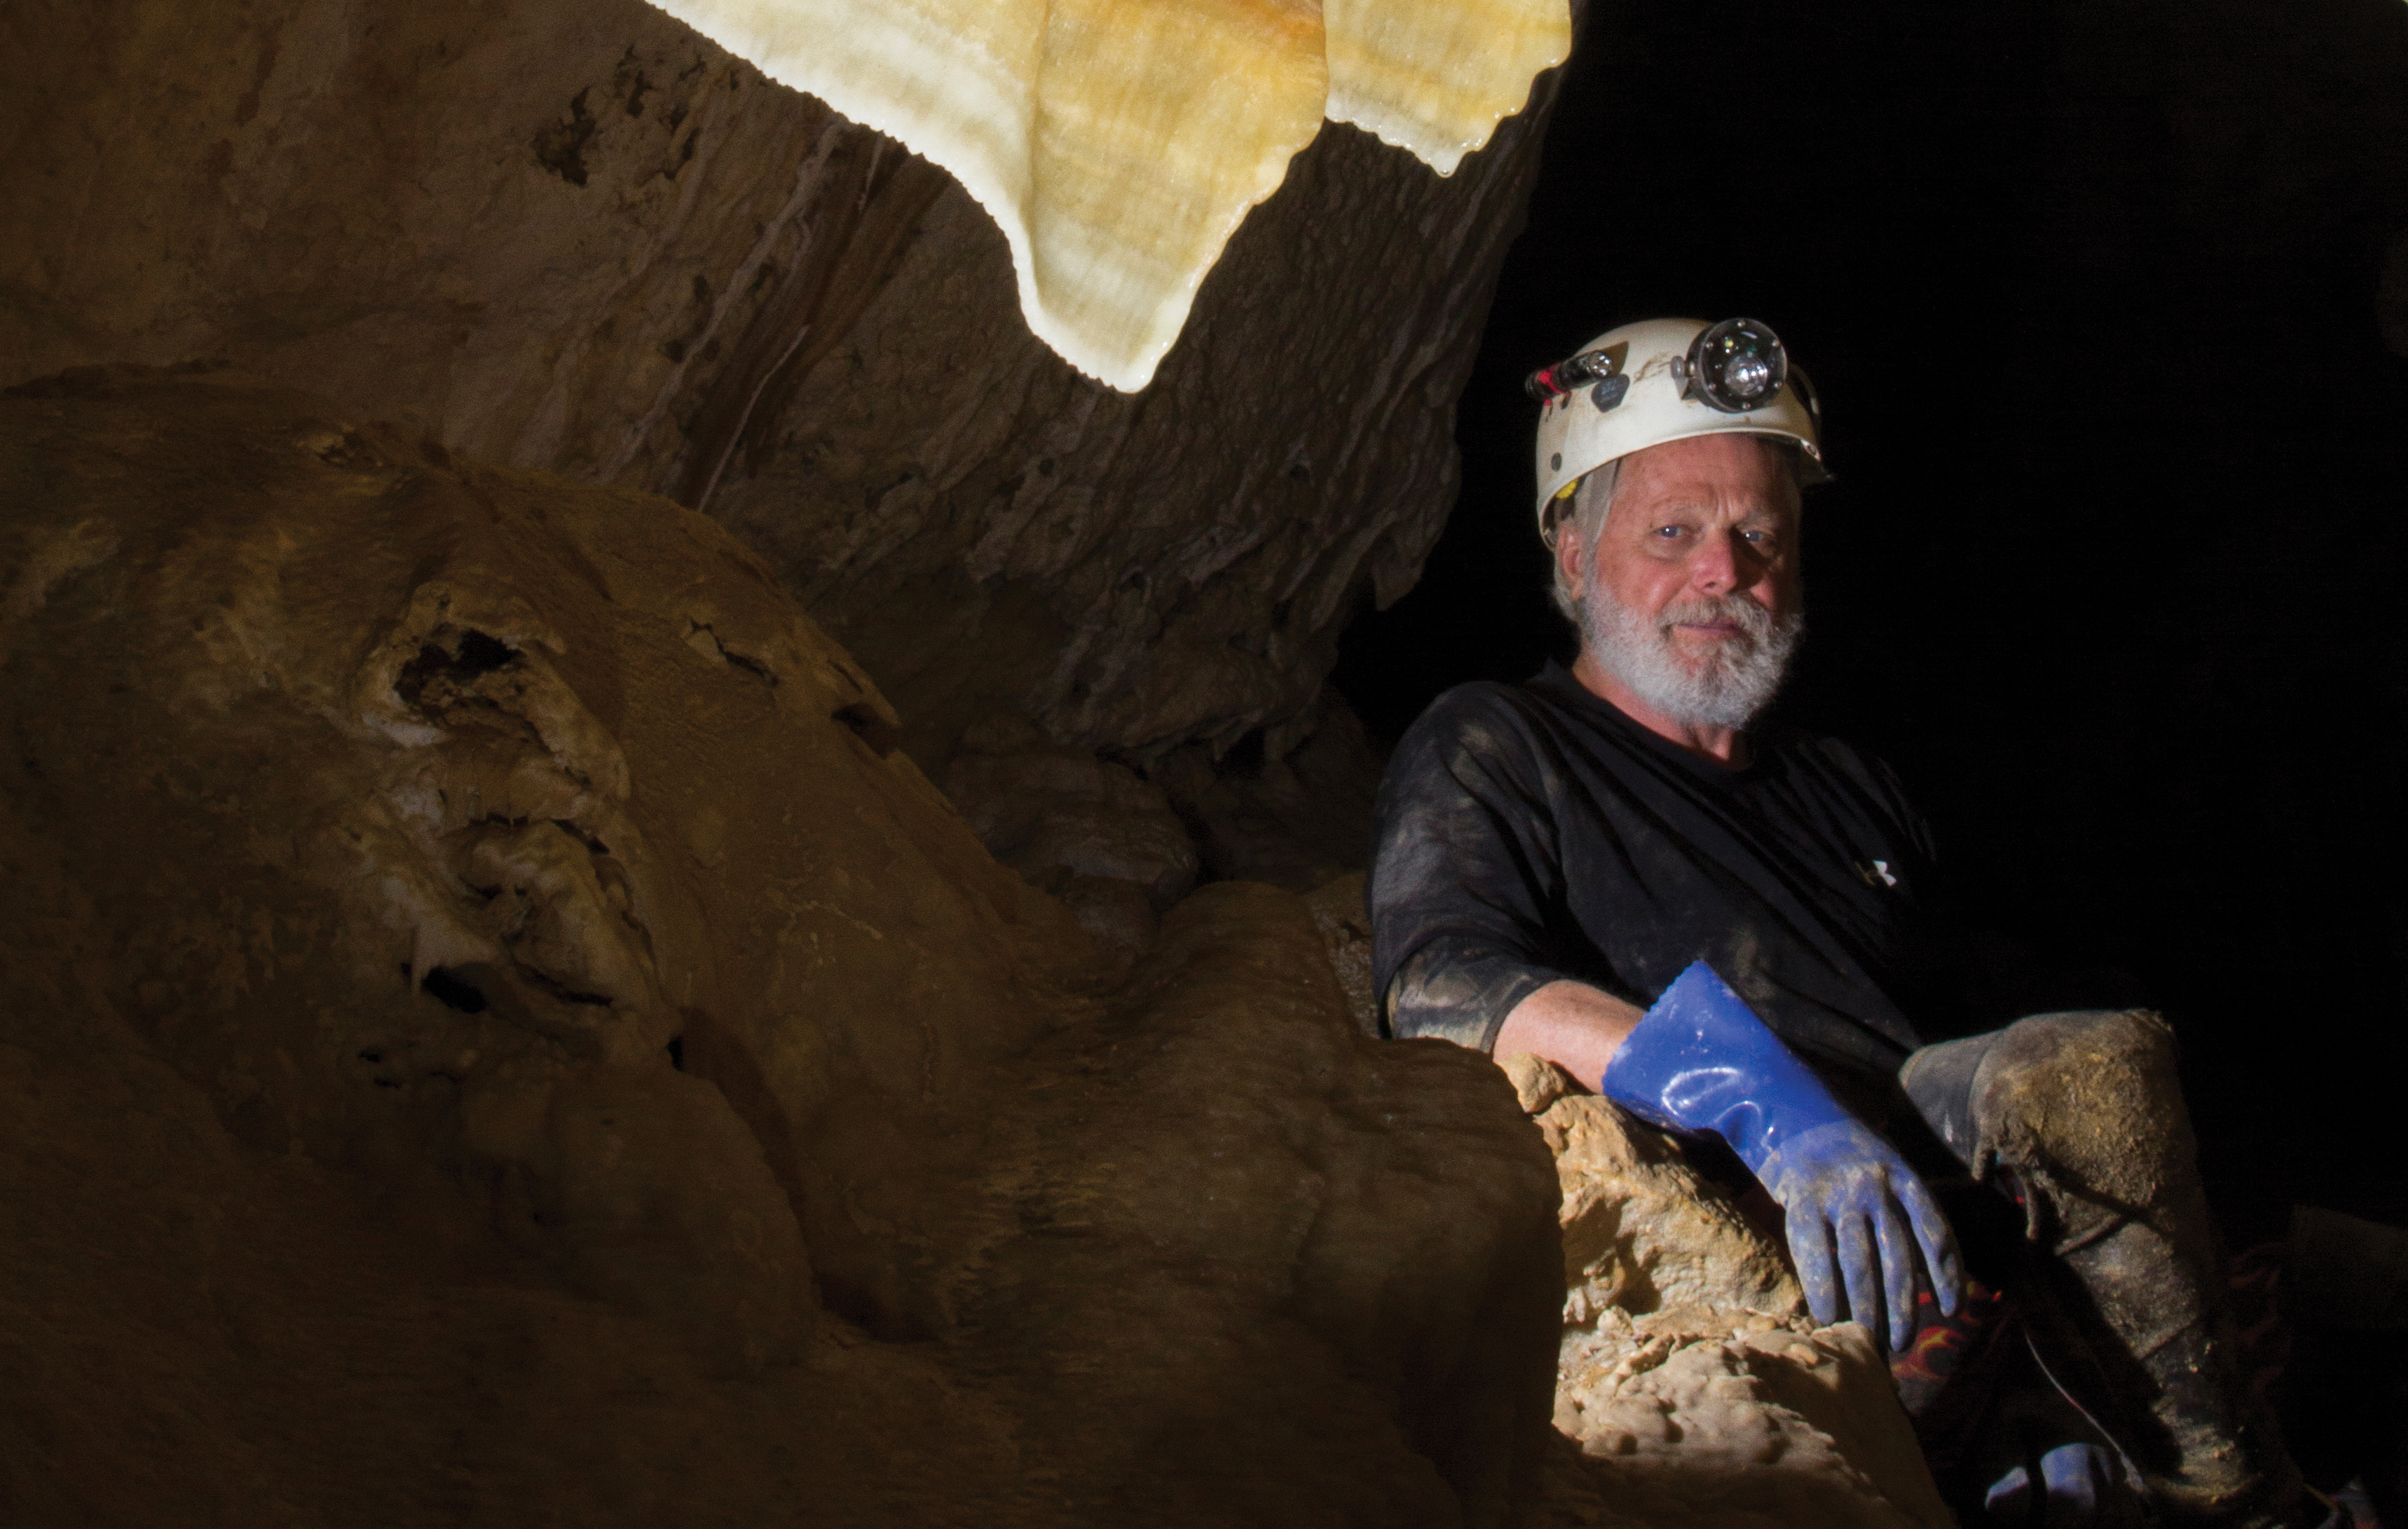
(1218, 729), (1266, 776)
(550, 818), (610, 856)
(419, 966), (488, 1013)
(832, 702), (901, 757)
(532, 88), (596, 186)
(394, 630), (518, 710)
(524, 968), (613, 1008)
(665, 1036), (685, 1071)
(721, 648), (777, 685)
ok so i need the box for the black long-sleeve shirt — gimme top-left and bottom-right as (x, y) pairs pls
(1367, 661), (1966, 1089)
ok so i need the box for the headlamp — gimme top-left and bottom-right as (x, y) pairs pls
(1675, 317), (1789, 413)
(1523, 341), (1629, 408)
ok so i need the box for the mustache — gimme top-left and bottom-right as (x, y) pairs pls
(1655, 594), (1782, 643)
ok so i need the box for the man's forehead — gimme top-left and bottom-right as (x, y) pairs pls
(1614, 436), (1802, 514)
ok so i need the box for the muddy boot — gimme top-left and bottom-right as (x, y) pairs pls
(1902, 1010), (2316, 1528)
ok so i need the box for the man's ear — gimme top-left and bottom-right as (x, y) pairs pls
(1554, 517), (1585, 590)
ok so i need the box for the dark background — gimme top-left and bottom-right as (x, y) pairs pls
(1334, 0), (2408, 1230)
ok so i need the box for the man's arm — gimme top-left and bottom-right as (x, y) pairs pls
(1493, 980), (1644, 1090)
(1369, 690), (1591, 1052)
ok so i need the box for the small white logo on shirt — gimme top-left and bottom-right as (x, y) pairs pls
(1859, 859), (1899, 889)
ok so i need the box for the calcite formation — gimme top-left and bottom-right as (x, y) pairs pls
(641, 0), (1566, 387)
(2, 0), (1566, 774)
(1500, 1058), (1956, 1529)
(0, 369), (1568, 1525)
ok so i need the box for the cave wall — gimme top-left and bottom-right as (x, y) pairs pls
(1, 0), (1564, 771)
(0, 369), (1573, 1525)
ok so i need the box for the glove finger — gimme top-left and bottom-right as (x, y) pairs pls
(1786, 1212), (1842, 1327)
(1982, 1463), (2033, 1526)
(1873, 1199), (1920, 1353)
(2038, 1444), (2105, 1528)
(1836, 1210), (1884, 1342)
(1896, 1172), (1964, 1319)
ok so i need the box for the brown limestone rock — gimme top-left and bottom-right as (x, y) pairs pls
(2, 0), (1567, 770)
(957, 882), (1566, 1528)
(941, 729), (1199, 970)
(1151, 692), (1390, 889)
(1505, 1060), (1955, 1529)
(1307, 869), (1381, 1037)
(0, 362), (1074, 1357)
(0, 370), (1567, 1525)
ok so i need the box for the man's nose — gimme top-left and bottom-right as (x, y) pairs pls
(1690, 529), (1744, 595)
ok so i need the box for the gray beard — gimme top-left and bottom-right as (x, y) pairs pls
(1580, 577), (1802, 732)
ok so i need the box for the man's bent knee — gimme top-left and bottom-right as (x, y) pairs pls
(1901, 1009), (2198, 1245)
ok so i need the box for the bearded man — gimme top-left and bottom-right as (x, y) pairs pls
(1365, 319), (2326, 1527)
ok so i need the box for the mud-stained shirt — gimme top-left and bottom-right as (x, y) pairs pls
(1367, 661), (1960, 1086)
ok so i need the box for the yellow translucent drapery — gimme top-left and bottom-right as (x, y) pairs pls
(645, 0), (1568, 390)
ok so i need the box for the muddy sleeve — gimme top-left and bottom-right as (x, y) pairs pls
(1366, 687), (1577, 1053)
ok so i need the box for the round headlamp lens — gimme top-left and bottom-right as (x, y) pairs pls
(1687, 317), (1791, 413)
(1723, 352), (1772, 399)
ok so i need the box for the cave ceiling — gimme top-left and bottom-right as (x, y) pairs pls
(643, 0), (1568, 389)
(1, 0), (1575, 769)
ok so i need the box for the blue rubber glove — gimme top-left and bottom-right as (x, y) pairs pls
(1985, 1444), (2144, 1528)
(1599, 960), (1962, 1350)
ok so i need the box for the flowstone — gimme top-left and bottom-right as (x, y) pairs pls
(643, 0), (1566, 386)
(0, 369), (1559, 1526)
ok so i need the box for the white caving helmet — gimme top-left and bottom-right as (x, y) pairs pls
(1529, 316), (1828, 547)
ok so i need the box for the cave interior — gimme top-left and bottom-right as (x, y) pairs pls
(4, 0), (2408, 1521)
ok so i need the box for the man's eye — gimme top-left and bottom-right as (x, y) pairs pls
(1654, 524), (1685, 539)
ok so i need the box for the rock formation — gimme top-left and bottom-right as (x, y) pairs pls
(1499, 1060), (1955, 1529)
(0, 367), (1958, 1526)
(642, 0), (1566, 388)
(0, 369), (1568, 1525)
(3, 0), (1565, 792)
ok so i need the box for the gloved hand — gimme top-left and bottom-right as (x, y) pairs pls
(1985, 1444), (2145, 1528)
(1599, 960), (1962, 1350)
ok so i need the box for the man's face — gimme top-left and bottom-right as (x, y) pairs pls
(1557, 433), (1804, 731)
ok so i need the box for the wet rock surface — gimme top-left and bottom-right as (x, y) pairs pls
(0, 371), (1563, 1525)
